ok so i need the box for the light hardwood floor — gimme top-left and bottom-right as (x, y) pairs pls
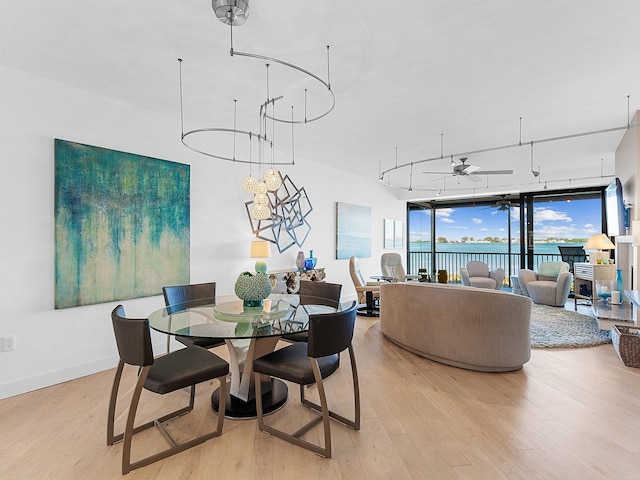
(2, 303), (640, 480)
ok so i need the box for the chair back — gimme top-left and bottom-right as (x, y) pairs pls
(380, 253), (407, 280)
(307, 301), (357, 358)
(466, 261), (490, 278)
(299, 280), (342, 308)
(558, 246), (586, 273)
(111, 305), (154, 367)
(162, 282), (216, 313)
(349, 256), (366, 288)
(537, 261), (569, 281)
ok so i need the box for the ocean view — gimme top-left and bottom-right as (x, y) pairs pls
(409, 241), (584, 254)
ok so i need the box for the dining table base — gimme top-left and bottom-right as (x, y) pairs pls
(210, 378), (288, 419)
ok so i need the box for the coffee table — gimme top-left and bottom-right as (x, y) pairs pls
(591, 298), (635, 330)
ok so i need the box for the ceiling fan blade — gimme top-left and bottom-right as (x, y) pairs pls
(465, 174), (482, 182)
(472, 169), (513, 175)
(464, 164), (481, 174)
(422, 171), (453, 175)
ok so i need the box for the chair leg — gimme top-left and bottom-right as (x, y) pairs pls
(301, 344), (360, 431)
(107, 363), (227, 474)
(255, 366), (331, 457)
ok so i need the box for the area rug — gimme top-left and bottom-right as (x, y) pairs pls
(530, 304), (611, 349)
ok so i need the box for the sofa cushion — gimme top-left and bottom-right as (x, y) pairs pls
(469, 277), (497, 289)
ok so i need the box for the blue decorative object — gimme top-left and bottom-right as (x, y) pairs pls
(616, 269), (624, 302)
(304, 250), (317, 270)
(234, 271), (272, 307)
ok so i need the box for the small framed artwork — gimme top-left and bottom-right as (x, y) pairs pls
(384, 219), (394, 248)
(394, 220), (403, 248)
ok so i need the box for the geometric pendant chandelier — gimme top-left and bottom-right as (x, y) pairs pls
(179, 0), (333, 223)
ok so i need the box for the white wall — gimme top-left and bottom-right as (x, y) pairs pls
(0, 65), (405, 399)
(615, 111), (640, 290)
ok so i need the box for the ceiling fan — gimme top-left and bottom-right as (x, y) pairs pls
(493, 194), (519, 211)
(422, 157), (513, 182)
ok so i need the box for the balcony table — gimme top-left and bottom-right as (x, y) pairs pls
(148, 294), (340, 418)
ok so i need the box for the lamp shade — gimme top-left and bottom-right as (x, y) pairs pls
(583, 234), (615, 250)
(250, 240), (272, 258)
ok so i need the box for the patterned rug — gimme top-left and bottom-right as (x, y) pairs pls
(530, 304), (611, 349)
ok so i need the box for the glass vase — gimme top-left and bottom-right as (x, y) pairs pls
(616, 269), (624, 303)
(304, 250), (317, 270)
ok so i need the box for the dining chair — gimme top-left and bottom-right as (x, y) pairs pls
(252, 301), (359, 458)
(107, 305), (229, 474)
(281, 280), (342, 343)
(162, 282), (225, 353)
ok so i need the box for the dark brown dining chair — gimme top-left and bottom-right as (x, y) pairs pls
(162, 282), (225, 352)
(281, 280), (342, 343)
(107, 305), (229, 474)
(252, 301), (359, 458)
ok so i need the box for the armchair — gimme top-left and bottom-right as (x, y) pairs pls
(380, 253), (419, 282)
(518, 261), (573, 306)
(349, 256), (381, 317)
(460, 261), (504, 290)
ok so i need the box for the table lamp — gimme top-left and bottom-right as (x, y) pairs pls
(250, 240), (271, 273)
(583, 233), (615, 264)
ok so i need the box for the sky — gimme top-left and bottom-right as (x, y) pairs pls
(409, 197), (603, 242)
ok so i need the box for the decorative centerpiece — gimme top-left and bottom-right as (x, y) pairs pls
(234, 271), (272, 307)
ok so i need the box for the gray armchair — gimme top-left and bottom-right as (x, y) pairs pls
(380, 253), (419, 282)
(518, 261), (573, 306)
(460, 261), (504, 290)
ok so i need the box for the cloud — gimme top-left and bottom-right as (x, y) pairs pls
(471, 218), (482, 224)
(440, 217), (455, 223)
(436, 208), (454, 218)
(584, 223), (593, 228)
(534, 207), (572, 223)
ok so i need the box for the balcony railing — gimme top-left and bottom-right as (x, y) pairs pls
(408, 251), (564, 286)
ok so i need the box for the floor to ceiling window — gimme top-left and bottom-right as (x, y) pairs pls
(520, 189), (603, 270)
(408, 187), (604, 283)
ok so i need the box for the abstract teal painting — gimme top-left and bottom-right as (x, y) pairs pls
(336, 202), (371, 260)
(55, 139), (190, 308)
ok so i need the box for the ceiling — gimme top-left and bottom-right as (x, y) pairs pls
(2, 0), (639, 202)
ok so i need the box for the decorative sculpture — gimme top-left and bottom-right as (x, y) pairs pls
(245, 174), (312, 253)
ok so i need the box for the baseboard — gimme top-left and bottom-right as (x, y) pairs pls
(0, 341), (166, 400)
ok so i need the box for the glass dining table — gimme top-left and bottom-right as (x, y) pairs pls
(148, 294), (341, 418)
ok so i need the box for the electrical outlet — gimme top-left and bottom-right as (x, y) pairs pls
(1, 335), (16, 352)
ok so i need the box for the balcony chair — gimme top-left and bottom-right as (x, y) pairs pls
(162, 282), (225, 353)
(281, 280), (342, 343)
(107, 305), (228, 474)
(380, 252), (419, 282)
(349, 256), (381, 316)
(518, 261), (573, 306)
(252, 301), (360, 458)
(558, 245), (587, 274)
(460, 261), (504, 290)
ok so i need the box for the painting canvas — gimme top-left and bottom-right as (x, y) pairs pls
(384, 219), (394, 248)
(394, 220), (404, 248)
(336, 202), (371, 259)
(54, 139), (190, 308)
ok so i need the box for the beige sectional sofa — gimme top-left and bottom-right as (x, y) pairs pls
(379, 282), (532, 372)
